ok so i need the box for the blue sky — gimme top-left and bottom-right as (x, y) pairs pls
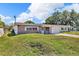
(0, 3), (79, 24)
(0, 3), (31, 16)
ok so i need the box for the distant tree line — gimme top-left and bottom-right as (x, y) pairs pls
(45, 9), (79, 31)
(24, 20), (35, 24)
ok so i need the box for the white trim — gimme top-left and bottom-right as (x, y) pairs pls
(13, 26), (18, 34)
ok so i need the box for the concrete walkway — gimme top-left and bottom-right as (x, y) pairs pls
(55, 33), (79, 38)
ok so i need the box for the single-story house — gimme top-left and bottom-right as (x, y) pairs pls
(13, 23), (75, 34)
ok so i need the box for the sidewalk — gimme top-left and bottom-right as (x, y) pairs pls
(55, 33), (79, 38)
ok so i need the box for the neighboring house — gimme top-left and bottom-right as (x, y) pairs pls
(13, 23), (75, 34)
(0, 27), (4, 36)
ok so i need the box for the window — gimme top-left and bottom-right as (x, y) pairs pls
(27, 28), (32, 30)
(33, 28), (37, 30)
(61, 28), (64, 30)
(68, 27), (70, 31)
(71, 28), (74, 31)
(25, 27), (37, 31)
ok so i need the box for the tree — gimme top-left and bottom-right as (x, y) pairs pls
(45, 16), (55, 24)
(70, 9), (77, 27)
(0, 17), (5, 28)
(45, 9), (79, 31)
(76, 14), (79, 26)
(61, 10), (70, 25)
(74, 13), (79, 30)
(45, 10), (62, 25)
(52, 10), (61, 24)
(24, 20), (35, 24)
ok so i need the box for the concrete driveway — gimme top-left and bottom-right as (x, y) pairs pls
(55, 33), (79, 38)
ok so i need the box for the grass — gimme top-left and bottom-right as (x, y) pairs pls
(0, 33), (79, 56)
(63, 31), (79, 35)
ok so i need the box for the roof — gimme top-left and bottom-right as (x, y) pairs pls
(15, 22), (39, 26)
(14, 22), (71, 27)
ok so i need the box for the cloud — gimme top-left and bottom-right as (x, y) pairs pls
(62, 3), (79, 12)
(16, 12), (29, 22)
(0, 14), (11, 21)
(28, 3), (64, 19)
(16, 3), (64, 23)
(0, 15), (11, 20)
(0, 14), (13, 24)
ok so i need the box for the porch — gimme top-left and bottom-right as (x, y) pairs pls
(39, 25), (51, 34)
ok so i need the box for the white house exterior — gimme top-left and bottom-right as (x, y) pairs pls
(13, 25), (18, 34)
(0, 28), (4, 36)
(13, 23), (74, 34)
(50, 25), (72, 34)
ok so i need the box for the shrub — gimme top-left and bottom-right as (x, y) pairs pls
(8, 29), (16, 36)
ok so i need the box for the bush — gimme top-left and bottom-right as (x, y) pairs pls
(8, 29), (16, 36)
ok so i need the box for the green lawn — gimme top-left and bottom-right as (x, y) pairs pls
(63, 31), (79, 35)
(0, 33), (79, 56)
